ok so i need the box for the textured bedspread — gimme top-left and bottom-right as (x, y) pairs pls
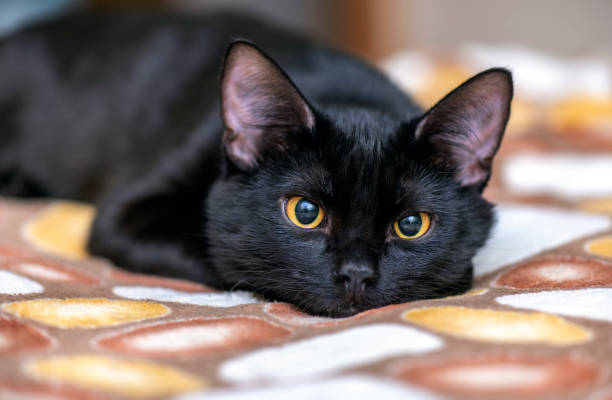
(2, 142), (612, 400)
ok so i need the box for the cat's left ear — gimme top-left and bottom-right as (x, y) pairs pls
(415, 68), (513, 190)
(221, 41), (315, 170)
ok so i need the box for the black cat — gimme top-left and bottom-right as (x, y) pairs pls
(0, 11), (512, 317)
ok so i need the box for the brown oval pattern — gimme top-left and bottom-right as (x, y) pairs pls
(96, 317), (292, 357)
(0, 317), (53, 355)
(494, 256), (612, 289)
(0, 244), (98, 285)
(396, 354), (600, 398)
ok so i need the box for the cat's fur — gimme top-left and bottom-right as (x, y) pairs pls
(0, 11), (512, 317)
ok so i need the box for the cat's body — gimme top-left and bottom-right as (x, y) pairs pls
(0, 12), (417, 200)
(0, 11), (512, 317)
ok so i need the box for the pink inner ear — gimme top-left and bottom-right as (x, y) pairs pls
(416, 69), (512, 187)
(455, 95), (507, 185)
(225, 130), (259, 169)
(221, 43), (314, 170)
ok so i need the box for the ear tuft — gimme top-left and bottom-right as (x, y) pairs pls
(415, 68), (513, 189)
(221, 41), (314, 170)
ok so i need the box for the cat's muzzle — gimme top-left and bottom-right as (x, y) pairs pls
(338, 261), (374, 304)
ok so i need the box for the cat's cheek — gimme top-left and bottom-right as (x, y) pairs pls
(375, 245), (457, 302)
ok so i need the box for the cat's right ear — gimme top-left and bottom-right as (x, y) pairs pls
(221, 41), (315, 171)
(414, 68), (513, 191)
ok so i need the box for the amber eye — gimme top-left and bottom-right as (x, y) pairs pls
(393, 212), (431, 239)
(286, 196), (324, 229)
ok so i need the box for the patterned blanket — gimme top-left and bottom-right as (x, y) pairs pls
(3, 51), (612, 399)
(2, 142), (612, 400)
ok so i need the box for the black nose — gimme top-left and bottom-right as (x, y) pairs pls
(338, 262), (374, 303)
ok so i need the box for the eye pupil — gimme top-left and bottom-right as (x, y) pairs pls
(295, 199), (319, 225)
(285, 196), (324, 229)
(398, 214), (422, 237)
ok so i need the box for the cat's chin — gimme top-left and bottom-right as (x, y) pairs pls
(328, 305), (368, 318)
(303, 302), (375, 319)
(326, 305), (368, 318)
(301, 283), (474, 318)
(302, 298), (395, 318)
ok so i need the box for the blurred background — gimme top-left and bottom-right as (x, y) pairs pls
(2, 0), (612, 211)
(3, 0), (612, 60)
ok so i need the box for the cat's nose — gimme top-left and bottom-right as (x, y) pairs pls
(339, 262), (374, 303)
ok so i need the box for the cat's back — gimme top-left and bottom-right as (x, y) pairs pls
(0, 11), (277, 154)
(0, 11), (418, 200)
(0, 10), (412, 114)
(0, 11), (300, 199)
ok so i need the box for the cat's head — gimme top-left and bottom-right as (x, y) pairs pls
(207, 41), (512, 317)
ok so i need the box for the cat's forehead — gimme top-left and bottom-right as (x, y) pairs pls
(272, 105), (445, 211)
(321, 105), (405, 145)
(286, 126), (439, 208)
